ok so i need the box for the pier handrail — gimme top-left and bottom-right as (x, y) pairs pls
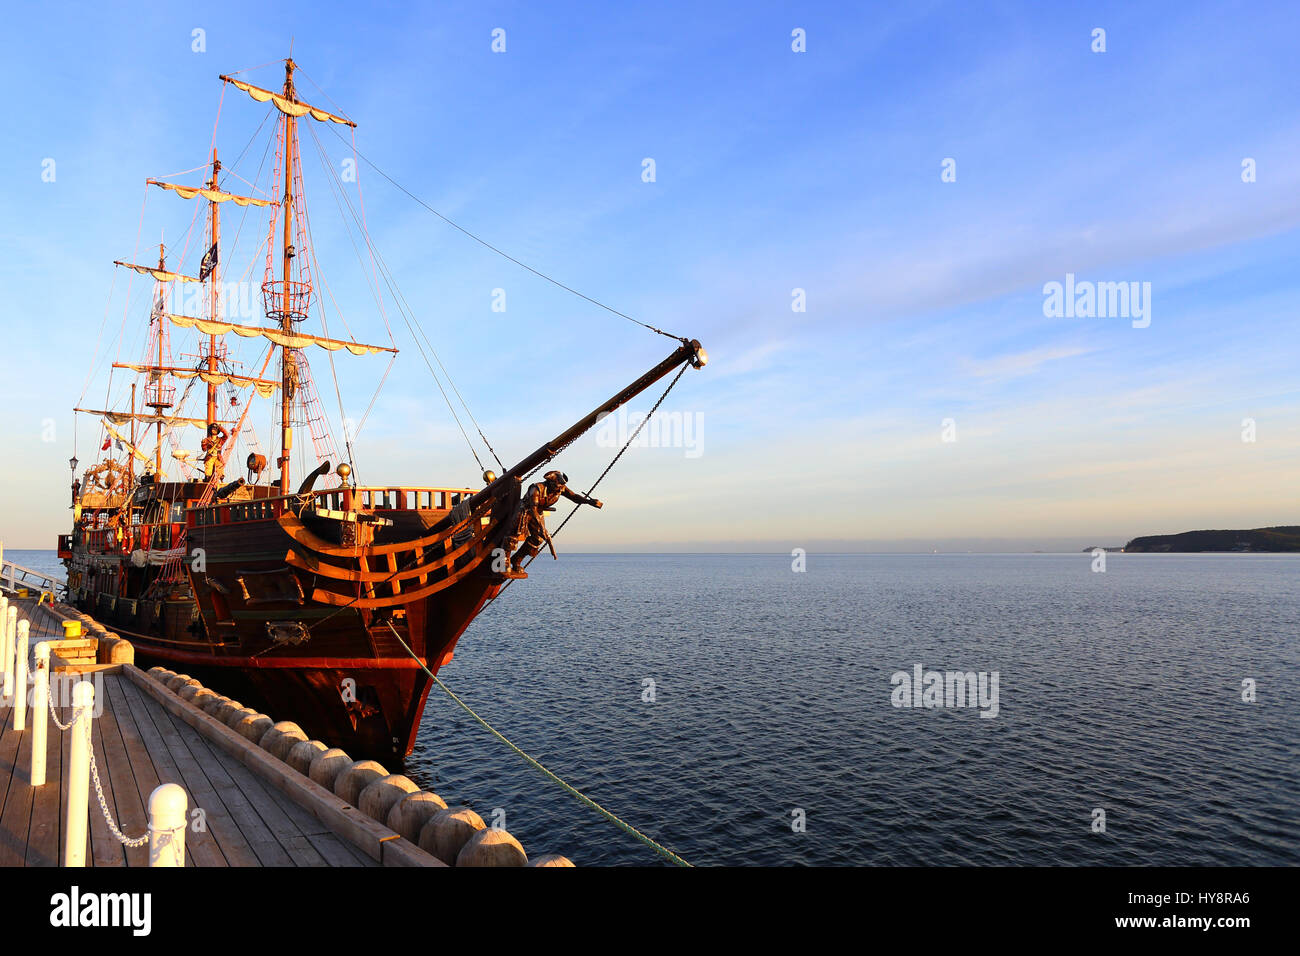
(0, 555), (66, 598)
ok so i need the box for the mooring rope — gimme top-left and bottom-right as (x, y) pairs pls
(384, 622), (692, 867)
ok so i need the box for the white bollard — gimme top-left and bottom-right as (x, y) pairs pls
(31, 643), (49, 787)
(13, 620), (28, 731)
(2, 604), (15, 700)
(64, 680), (94, 867)
(148, 783), (187, 867)
(0, 596), (9, 698)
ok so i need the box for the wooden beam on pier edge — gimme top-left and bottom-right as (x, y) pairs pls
(0, 600), (442, 867)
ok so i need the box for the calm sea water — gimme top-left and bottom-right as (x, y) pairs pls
(16, 549), (1297, 866)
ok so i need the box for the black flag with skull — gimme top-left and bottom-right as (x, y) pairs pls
(199, 242), (218, 281)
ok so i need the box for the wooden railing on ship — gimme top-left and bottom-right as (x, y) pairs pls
(150, 484), (484, 587)
(315, 487), (478, 513)
(279, 490), (501, 609)
(187, 485), (480, 528)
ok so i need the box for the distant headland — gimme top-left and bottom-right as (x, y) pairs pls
(1122, 526), (1300, 553)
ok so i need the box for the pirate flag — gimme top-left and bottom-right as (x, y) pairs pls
(199, 242), (219, 281)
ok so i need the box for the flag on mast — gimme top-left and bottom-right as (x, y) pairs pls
(199, 242), (219, 281)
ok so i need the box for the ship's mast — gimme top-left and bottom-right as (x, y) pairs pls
(155, 241), (166, 476)
(211, 60), (374, 493)
(207, 147), (221, 429)
(278, 58), (297, 494)
(128, 381), (137, 498)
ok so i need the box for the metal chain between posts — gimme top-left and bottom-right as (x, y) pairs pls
(88, 730), (149, 848)
(48, 683), (149, 848)
(46, 684), (73, 731)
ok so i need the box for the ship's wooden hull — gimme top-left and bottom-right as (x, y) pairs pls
(66, 484), (513, 761)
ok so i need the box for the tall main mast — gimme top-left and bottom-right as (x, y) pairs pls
(213, 61), (376, 493)
(278, 58), (297, 494)
(155, 241), (166, 475)
(207, 147), (221, 429)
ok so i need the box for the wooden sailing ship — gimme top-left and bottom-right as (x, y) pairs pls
(60, 59), (706, 760)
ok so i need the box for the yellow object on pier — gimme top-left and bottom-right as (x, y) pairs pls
(61, 620), (82, 638)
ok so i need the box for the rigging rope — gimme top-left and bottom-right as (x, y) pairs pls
(324, 123), (684, 342)
(336, 122), (505, 469)
(556, 361), (687, 536)
(297, 139), (365, 476)
(306, 355), (688, 632)
(307, 125), (488, 472)
(484, 360), (689, 610)
(364, 237), (506, 470)
(383, 622), (691, 867)
(318, 123), (503, 469)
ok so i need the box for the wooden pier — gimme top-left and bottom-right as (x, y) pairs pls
(0, 667), (379, 867)
(0, 597), (448, 867)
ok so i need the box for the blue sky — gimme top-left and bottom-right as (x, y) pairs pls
(0, 0), (1296, 550)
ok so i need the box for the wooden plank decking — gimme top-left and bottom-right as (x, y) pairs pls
(0, 670), (378, 867)
(0, 596), (388, 868)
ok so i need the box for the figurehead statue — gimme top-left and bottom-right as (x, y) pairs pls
(500, 469), (602, 578)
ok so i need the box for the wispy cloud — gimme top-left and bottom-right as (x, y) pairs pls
(2, 2), (1299, 549)
(961, 345), (1093, 382)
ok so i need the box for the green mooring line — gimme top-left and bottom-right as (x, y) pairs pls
(384, 623), (692, 867)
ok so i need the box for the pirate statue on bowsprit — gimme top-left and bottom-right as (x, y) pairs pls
(500, 470), (602, 579)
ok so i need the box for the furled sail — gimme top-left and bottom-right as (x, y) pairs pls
(148, 179), (277, 207)
(113, 363), (280, 398)
(114, 261), (201, 283)
(101, 422), (151, 464)
(160, 312), (396, 356)
(74, 407), (234, 429)
(131, 547), (187, 567)
(219, 75), (357, 127)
